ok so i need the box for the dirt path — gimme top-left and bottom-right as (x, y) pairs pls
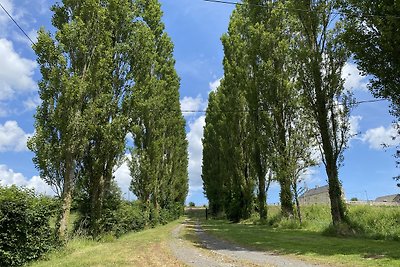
(169, 219), (326, 267)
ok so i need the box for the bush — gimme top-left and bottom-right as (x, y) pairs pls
(113, 201), (147, 236)
(0, 186), (55, 267)
(73, 180), (124, 237)
(188, 202), (195, 207)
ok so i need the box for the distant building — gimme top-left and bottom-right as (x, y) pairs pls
(299, 185), (330, 205)
(375, 194), (400, 203)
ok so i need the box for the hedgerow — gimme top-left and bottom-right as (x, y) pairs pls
(0, 186), (56, 267)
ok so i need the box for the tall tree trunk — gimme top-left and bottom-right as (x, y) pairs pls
(255, 145), (266, 220)
(57, 154), (74, 241)
(317, 103), (346, 225)
(326, 161), (346, 225)
(314, 56), (346, 226)
(279, 176), (294, 217)
(90, 173), (105, 236)
(292, 181), (302, 224)
(277, 113), (294, 218)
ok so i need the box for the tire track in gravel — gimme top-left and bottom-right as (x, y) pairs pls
(169, 219), (327, 267)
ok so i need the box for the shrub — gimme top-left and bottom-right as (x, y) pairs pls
(73, 180), (124, 237)
(188, 202), (195, 207)
(114, 201), (147, 236)
(0, 186), (55, 267)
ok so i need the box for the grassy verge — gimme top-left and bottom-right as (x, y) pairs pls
(29, 220), (185, 267)
(188, 208), (400, 267)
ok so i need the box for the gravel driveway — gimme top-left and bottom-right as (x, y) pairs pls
(169, 219), (327, 267)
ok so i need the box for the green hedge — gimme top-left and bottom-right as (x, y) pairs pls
(113, 201), (147, 236)
(0, 186), (55, 267)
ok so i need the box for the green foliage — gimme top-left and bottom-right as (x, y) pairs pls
(346, 205), (400, 240)
(188, 202), (195, 207)
(202, 91), (226, 216)
(341, 0), (400, 184)
(32, 0), (188, 239)
(74, 180), (183, 239)
(202, 0), (320, 222)
(341, 0), (400, 118)
(73, 180), (123, 237)
(113, 201), (147, 237)
(248, 205), (400, 240)
(290, 0), (352, 224)
(129, 0), (188, 219)
(0, 186), (55, 267)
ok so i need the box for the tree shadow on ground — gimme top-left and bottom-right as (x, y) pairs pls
(184, 208), (400, 265)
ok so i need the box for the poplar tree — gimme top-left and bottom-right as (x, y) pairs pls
(202, 91), (225, 215)
(218, 0), (316, 219)
(291, 0), (352, 225)
(218, 80), (254, 222)
(129, 0), (188, 220)
(76, 0), (136, 235)
(244, 0), (300, 218)
(29, 27), (87, 241)
(30, 0), (154, 237)
(219, 11), (256, 221)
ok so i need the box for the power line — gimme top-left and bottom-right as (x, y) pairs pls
(355, 99), (386, 104)
(0, 1), (391, 111)
(203, 0), (400, 20)
(0, 2), (35, 46)
(180, 99), (387, 113)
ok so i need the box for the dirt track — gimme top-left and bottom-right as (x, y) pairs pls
(169, 218), (326, 267)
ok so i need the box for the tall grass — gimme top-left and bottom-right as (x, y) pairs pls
(347, 205), (400, 240)
(244, 204), (400, 240)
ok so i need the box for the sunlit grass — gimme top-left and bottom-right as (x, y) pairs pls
(29, 220), (185, 267)
(189, 207), (400, 267)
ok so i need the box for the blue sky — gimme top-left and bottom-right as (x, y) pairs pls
(0, 0), (398, 205)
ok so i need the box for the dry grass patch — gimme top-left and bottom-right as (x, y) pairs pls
(30, 220), (186, 267)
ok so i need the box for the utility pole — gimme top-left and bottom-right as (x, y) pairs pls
(365, 190), (369, 204)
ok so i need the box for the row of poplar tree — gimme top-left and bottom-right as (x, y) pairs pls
(202, 0), (400, 225)
(28, 0), (188, 240)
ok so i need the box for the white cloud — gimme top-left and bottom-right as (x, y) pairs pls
(299, 167), (321, 185)
(0, 120), (32, 152)
(180, 95), (207, 117)
(23, 95), (41, 110)
(349, 115), (362, 137)
(186, 115), (206, 192)
(113, 154), (136, 200)
(0, 0), (14, 26)
(361, 124), (399, 150)
(0, 164), (54, 195)
(342, 62), (368, 91)
(13, 28), (38, 47)
(0, 38), (37, 101)
(26, 175), (54, 195)
(209, 77), (222, 93)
